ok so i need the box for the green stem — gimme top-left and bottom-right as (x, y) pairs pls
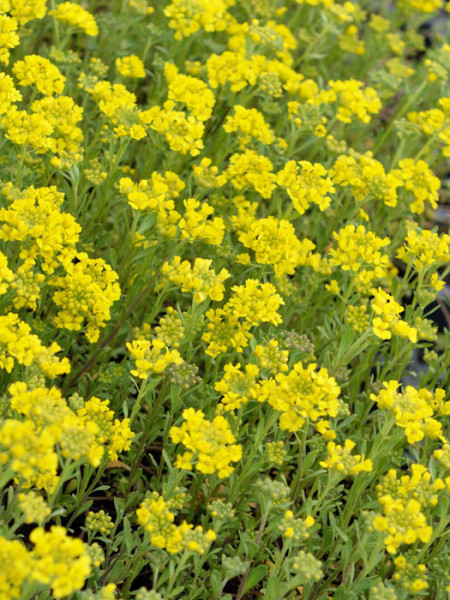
(291, 421), (309, 502)
(374, 80), (427, 155)
(49, 459), (74, 508)
(235, 510), (269, 600)
(165, 550), (191, 598)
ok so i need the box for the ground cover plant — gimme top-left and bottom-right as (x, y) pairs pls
(0, 0), (449, 598)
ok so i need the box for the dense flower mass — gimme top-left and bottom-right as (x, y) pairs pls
(0, 0), (448, 598)
(170, 408), (242, 477)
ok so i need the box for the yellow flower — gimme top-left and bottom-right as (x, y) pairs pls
(51, 252), (121, 343)
(161, 256), (230, 302)
(0, 72), (21, 112)
(239, 216), (316, 277)
(215, 363), (260, 410)
(49, 1), (98, 36)
(143, 102), (204, 155)
(371, 288), (417, 343)
(226, 279), (284, 326)
(397, 227), (450, 270)
(170, 408), (242, 477)
(166, 68), (215, 121)
(127, 338), (182, 378)
(202, 307), (252, 358)
(164, 0), (232, 40)
(370, 381), (447, 443)
(260, 361), (341, 435)
(224, 105), (275, 146)
(29, 526), (91, 598)
(277, 160), (334, 214)
(116, 55), (146, 78)
(311, 79), (381, 123)
(226, 149), (277, 199)
(373, 496), (432, 553)
(320, 439), (372, 476)
(391, 158), (440, 214)
(12, 55), (65, 96)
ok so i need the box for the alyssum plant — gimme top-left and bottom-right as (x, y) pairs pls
(0, 0), (449, 599)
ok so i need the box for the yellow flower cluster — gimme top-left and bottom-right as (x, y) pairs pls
(178, 198), (225, 245)
(49, 1), (98, 36)
(320, 439), (372, 476)
(373, 497), (433, 554)
(0, 185), (81, 272)
(392, 158), (440, 214)
(346, 304), (370, 333)
(376, 465), (445, 508)
(0, 526), (91, 599)
(0, 312), (70, 377)
(0, 68), (21, 109)
(1, 0), (47, 25)
(51, 253), (121, 343)
(0, 14), (20, 65)
(154, 307), (185, 348)
(161, 256), (230, 302)
(372, 465), (445, 554)
(92, 81), (147, 140)
(370, 381), (448, 443)
(265, 440), (287, 466)
(0, 382), (133, 488)
(215, 363), (260, 410)
(12, 55), (65, 96)
(116, 55), (146, 79)
(329, 225), (390, 287)
(170, 408), (242, 477)
(330, 154), (399, 207)
(120, 170), (184, 236)
(371, 288), (417, 342)
(226, 149), (276, 198)
(18, 491), (51, 524)
(277, 160), (334, 214)
(202, 307), (252, 358)
(408, 101), (450, 158)
(2, 96), (84, 167)
(224, 105), (275, 146)
(393, 556), (428, 593)
(127, 338), (182, 378)
(255, 339), (289, 375)
(239, 216), (316, 277)
(137, 492), (216, 554)
(226, 279), (284, 326)
(164, 0), (233, 40)
(279, 511), (315, 541)
(0, 417), (58, 490)
(206, 51), (261, 92)
(199, 275), (285, 358)
(145, 101), (205, 155)
(86, 510), (114, 535)
(166, 68), (215, 122)
(0, 185), (119, 343)
(29, 526), (92, 597)
(397, 227), (450, 270)
(193, 157), (227, 188)
(312, 79), (381, 123)
(260, 361), (342, 437)
(77, 396), (134, 461)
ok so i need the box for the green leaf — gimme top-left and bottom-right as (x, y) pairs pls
(264, 575), (287, 600)
(242, 564), (268, 595)
(122, 517), (133, 553)
(210, 569), (222, 596)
